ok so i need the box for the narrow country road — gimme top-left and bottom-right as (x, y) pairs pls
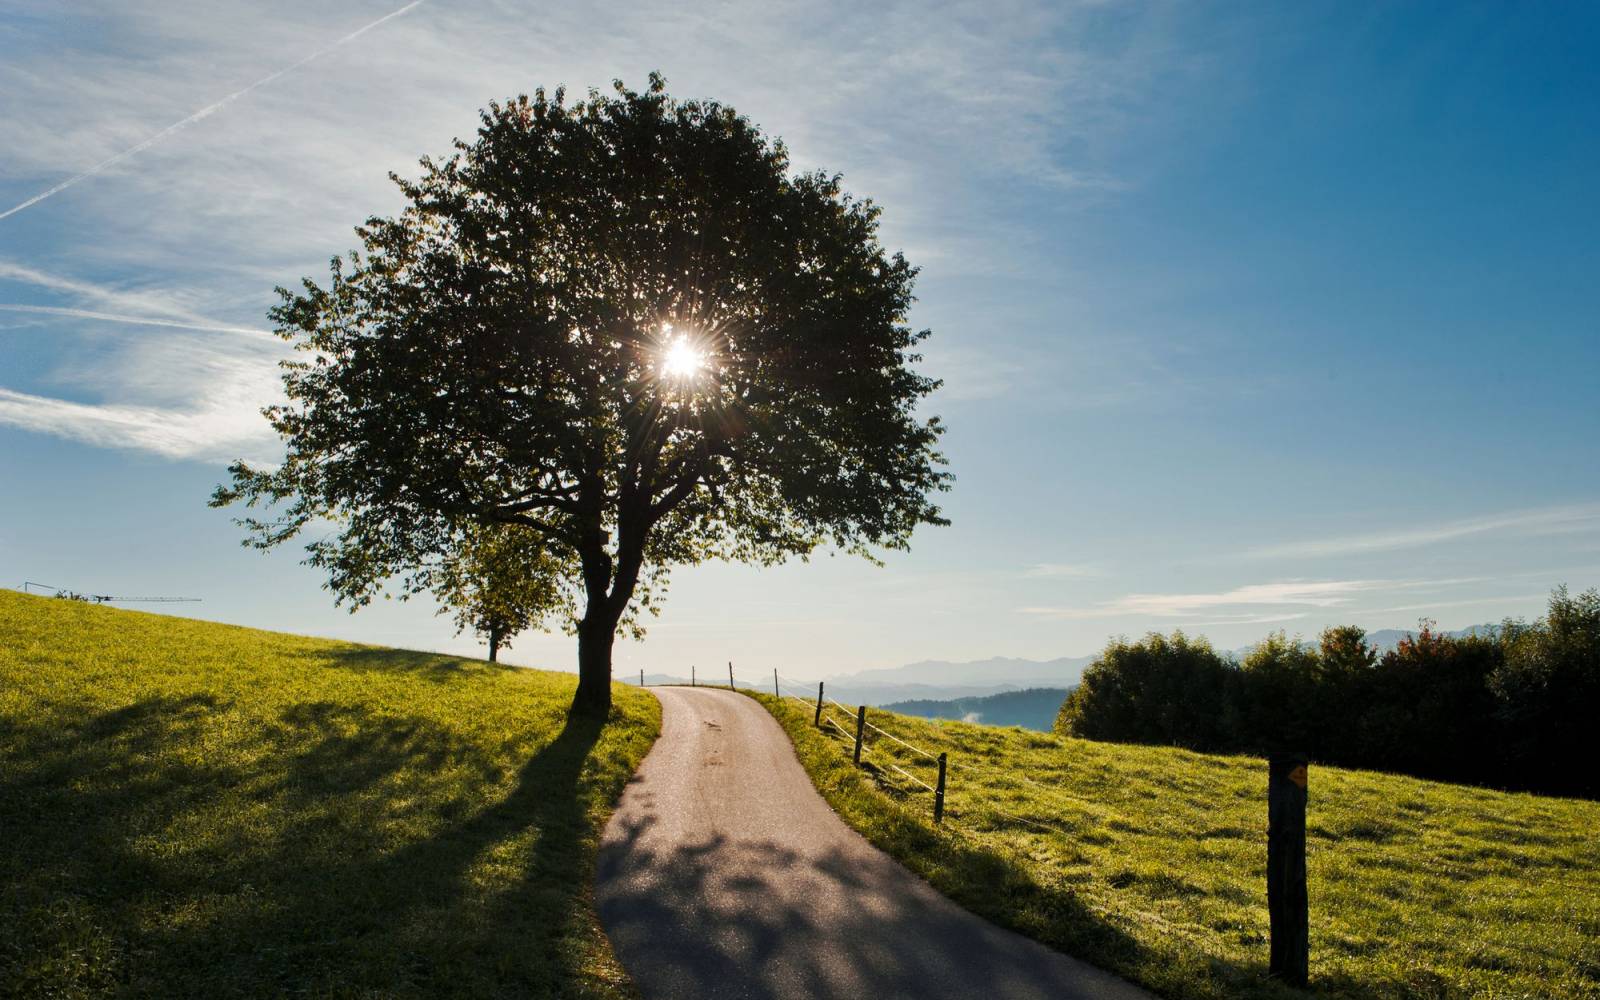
(595, 686), (1155, 1000)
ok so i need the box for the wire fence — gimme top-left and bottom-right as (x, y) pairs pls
(666, 664), (1597, 986)
(665, 667), (1596, 903)
(764, 670), (1121, 838)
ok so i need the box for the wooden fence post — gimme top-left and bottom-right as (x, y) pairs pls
(1268, 752), (1309, 987)
(728, 661), (735, 691)
(814, 682), (824, 727)
(853, 705), (867, 765)
(934, 752), (948, 824)
(691, 665), (696, 687)
(773, 668), (780, 698)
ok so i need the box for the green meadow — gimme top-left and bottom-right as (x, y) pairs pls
(752, 691), (1600, 1000)
(0, 590), (658, 999)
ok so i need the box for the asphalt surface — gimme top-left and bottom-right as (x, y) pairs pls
(595, 686), (1155, 1000)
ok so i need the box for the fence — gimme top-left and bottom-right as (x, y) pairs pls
(640, 663), (1596, 989)
(648, 664), (1315, 985)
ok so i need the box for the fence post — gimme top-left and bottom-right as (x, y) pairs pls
(691, 665), (696, 687)
(1268, 752), (1309, 987)
(640, 669), (645, 687)
(728, 661), (735, 691)
(773, 668), (780, 698)
(814, 682), (824, 727)
(853, 705), (867, 765)
(934, 752), (948, 825)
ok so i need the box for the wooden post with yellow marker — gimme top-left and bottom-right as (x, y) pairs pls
(1268, 752), (1309, 987)
(853, 705), (867, 765)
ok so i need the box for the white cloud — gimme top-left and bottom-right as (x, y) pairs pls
(1024, 562), (1100, 578)
(0, 304), (270, 339)
(1345, 593), (1550, 618)
(0, 0), (1204, 464)
(0, 1), (428, 221)
(1017, 577), (1478, 620)
(0, 260), (226, 326)
(1246, 504), (1600, 560)
(0, 375), (278, 463)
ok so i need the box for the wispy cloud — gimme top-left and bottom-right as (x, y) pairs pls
(0, 0), (427, 222)
(1024, 562), (1100, 578)
(1246, 504), (1600, 560)
(0, 259), (285, 461)
(1185, 612), (1310, 627)
(0, 375), (278, 463)
(1017, 577), (1476, 620)
(0, 0), (1202, 466)
(1346, 593), (1551, 618)
(0, 304), (270, 339)
(0, 260), (221, 325)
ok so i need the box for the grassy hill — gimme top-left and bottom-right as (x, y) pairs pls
(0, 590), (659, 999)
(750, 692), (1600, 1000)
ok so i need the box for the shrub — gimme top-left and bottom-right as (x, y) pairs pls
(1056, 632), (1232, 751)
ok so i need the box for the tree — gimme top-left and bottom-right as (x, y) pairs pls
(1491, 586), (1600, 795)
(1055, 632), (1233, 750)
(211, 76), (951, 716)
(431, 523), (576, 662)
(1369, 622), (1502, 783)
(1235, 632), (1322, 755)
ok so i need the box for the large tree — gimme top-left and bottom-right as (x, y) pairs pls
(213, 76), (950, 716)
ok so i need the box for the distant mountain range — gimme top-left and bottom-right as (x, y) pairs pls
(637, 625), (1500, 709)
(883, 688), (1070, 732)
(640, 655), (1093, 707)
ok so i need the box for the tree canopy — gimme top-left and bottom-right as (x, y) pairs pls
(213, 75), (951, 715)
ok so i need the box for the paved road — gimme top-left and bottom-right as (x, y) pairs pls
(595, 687), (1155, 1000)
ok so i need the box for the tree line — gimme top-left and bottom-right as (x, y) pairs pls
(1054, 587), (1600, 798)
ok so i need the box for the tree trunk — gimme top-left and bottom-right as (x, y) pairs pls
(488, 624), (501, 663)
(571, 613), (615, 717)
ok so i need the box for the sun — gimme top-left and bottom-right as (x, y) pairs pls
(660, 336), (705, 379)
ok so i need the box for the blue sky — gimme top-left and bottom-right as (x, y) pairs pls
(2, 1), (1597, 676)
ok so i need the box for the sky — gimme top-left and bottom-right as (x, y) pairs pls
(2, 1), (1598, 678)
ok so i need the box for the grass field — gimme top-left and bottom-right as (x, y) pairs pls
(751, 690), (1600, 1000)
(0, 590), (659, 999)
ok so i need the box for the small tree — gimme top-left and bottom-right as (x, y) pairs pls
(432, 524), (576, 662)
(212, 76), (950, 716)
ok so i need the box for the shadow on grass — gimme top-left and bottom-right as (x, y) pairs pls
(753, 695), (1316, 1000)
(304, 645), (503, 682)
(1, 694), (618, 998)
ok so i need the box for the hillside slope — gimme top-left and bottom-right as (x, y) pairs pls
(750, 691), (1600, 1000)
(0, 590), (659, 999)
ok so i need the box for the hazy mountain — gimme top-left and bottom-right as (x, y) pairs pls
(883, 688), (1070, 732)
(639, 656), (1090, 706)
(640, 626), (1503, 706)
(831, 655), (1092, 689)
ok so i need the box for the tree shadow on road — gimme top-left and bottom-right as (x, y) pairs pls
(596, 789), (1148, 1000)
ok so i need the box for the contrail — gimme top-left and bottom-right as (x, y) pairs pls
(0, 0), (427, 223)
(0, 304), (272, 339)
